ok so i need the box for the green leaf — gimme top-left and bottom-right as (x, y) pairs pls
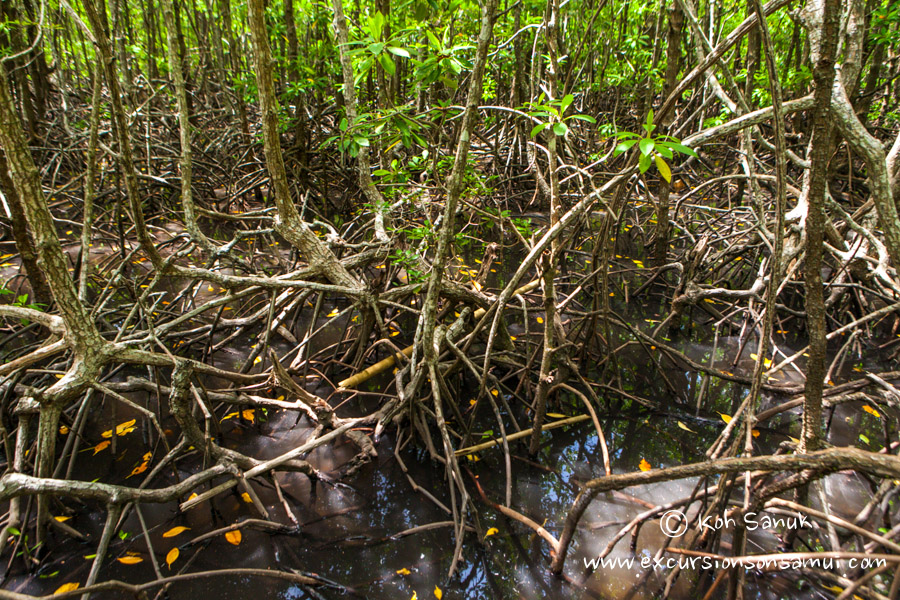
(553, 122), (568, 137)
(7, 527), (20, 536)
(379, 54), (396, 75)
(663, 142), (699, 158)
(655, 155), (672, 182)
(567, 114), (596, 123)
(367, 42), (385, 55)
(530, 122), (549, 138)
(373, 169), (391, 176)
(614, 139), (637, 156)
(638, 137), (655, 156)
(353, 135), (370, 147)
(386, 46), (410, 58)
(369, 12), (384, 39)
(639, 152), (651, 173)
(560, 94), (574, 115)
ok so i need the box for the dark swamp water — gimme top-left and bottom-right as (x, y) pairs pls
(0, 232), (893, 600)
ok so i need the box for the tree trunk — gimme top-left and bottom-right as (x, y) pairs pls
(801, 0), (840, 453)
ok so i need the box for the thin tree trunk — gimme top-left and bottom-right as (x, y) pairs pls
(653, 2), (683, 265)
(161, 0), (214, 250)
(82, 0), (165, 267)
(801, 0), (840, 453)
(247, 0), (361, 289)
(0, 149), (52, 307)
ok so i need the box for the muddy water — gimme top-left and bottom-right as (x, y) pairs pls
(1, 240), (890, 599)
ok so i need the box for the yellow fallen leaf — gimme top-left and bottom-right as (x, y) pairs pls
(241, 493), (252, 503)
(485, 527), (499, 538)
(490, 389), (499, 397)
(327, 309), (339, 318)
(54, 515), (72, 522)
(863, 405), (881, 418)
(162, 526), (190, 538)
(676, 421), (696, 433)
(117, 556), (143, 564)
(242, 409), (255, 422)
(102, 419), (137, 438)
(220, 411), (239, 422)
(751, 429), (760, 438)
(466, 454), (480, 462)
(749, 353), (772, 368)
(396, 567), (411, 575)
(128, 462), (148, 477)
(546, 413), (567, 419)
(59, 425), (69, 435)
(92, 440), (111, 455)
(536, 317), (544, 324)
(166, 548), (179, 569)
(639, 459), (652, 472)
(225, 530), (242, 545)
(54, 582), (80, 595)
(434, 586), (443, 599)
(411, 593), (417, 600)
(718, 412), (733, 425)
(253, 356), (262, 364)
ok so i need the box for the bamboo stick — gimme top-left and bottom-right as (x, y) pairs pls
(338, 279), (541, 389)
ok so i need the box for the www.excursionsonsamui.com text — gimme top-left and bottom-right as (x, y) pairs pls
(584, 555), (887, 571)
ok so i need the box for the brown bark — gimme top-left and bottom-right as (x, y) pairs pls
(801, 0), (840, 453)
(0, 149), (52, 307)
(161, 0), (213, 251)
(82, 0), (165, 267)
(247, 0), (361, 290)
(653, 2), (683, 265)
